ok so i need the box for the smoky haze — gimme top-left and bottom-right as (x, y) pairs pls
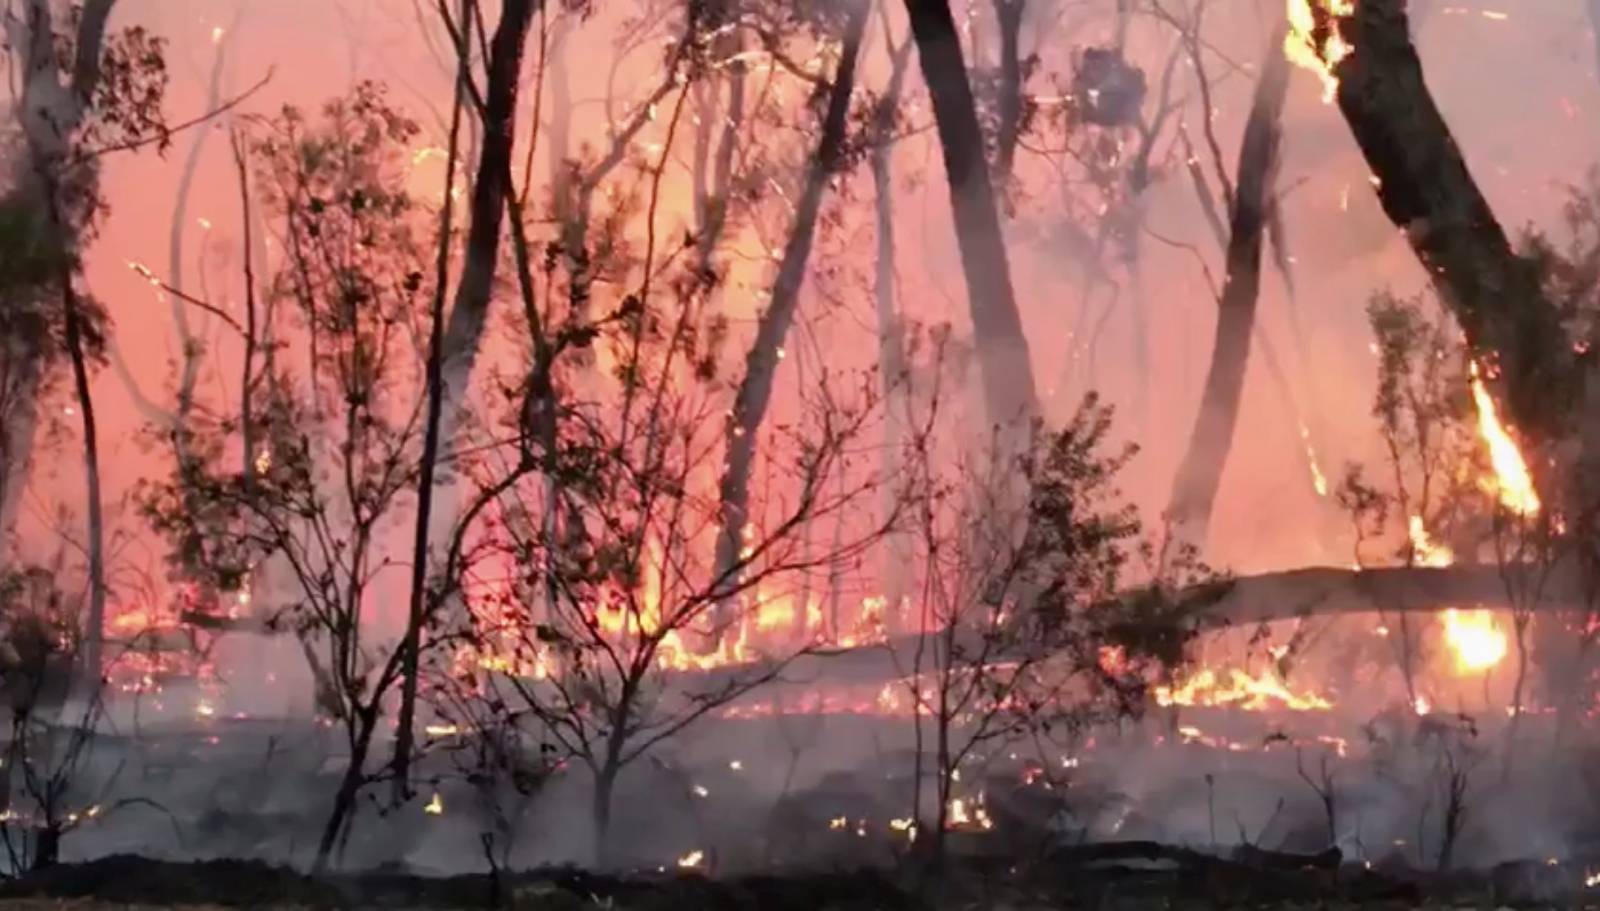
(2, 0), (1599, 879)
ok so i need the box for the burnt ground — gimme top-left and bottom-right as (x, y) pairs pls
(0, 850), (1589, 910)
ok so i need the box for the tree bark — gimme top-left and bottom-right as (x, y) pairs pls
(904, 0), (1039, 429)
(0, 0), (120, 548)
(1328, 0), (1571, 445)
(1167, 30), (1291, 547)
(992, 0), (1026, 181)
(872, 34), (916, 623)
(393, 0), (471, 804)
(710, 2), (869, 624)
(424, 0), (539, 547)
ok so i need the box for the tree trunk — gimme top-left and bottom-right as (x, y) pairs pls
(591, 762), (619, 868)
(423, 0), (539, 581)
(0, 0), (119, 546)
(872, 35), (916, 623)
(394, 0), (471, 803)
(904, 0), (1038, 430)
(1328, 0), (1571, 445)
(58, 249), (105, 684)
(710, 2), (868, 628)
(992, 0), (1026, 182)
(1167, 30), (1290, 547)
(315, 712), (376, 872)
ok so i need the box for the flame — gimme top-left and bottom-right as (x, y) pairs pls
(1408, 515), (1454, 567)
(1285, 0), (1355, 103)
(1414, 694), (1432, 715)
(677, 849), (705, 868)
(1468, 361), (1540, 516)
(424, 792), (444, 815)
(1155, 666), (1333, 711)
(1442, 608), (1507, 675)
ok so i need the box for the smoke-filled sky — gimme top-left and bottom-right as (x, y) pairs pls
(30, 0), (1600, 584)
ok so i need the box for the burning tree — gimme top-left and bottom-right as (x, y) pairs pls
(139, 84), (437, 870)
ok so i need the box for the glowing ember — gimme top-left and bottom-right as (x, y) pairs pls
(1155, 667), (1333, 712)
(1442, 608), (1507, 675)
(1284, 0), (1355, 103)
(1468, 361), (1541, 516)
(1300, 422), (1329, 497)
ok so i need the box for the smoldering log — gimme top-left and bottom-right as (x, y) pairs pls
(1329, 0), (1574, 443)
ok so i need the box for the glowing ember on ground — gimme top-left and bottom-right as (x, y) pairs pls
(1285, 0), (1355, 103)
(1156, 667), (1333, 712)
(1442, 608), (1507, 675)
(1468, 361), (1541, 516)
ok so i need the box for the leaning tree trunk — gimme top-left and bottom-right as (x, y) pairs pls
(709, 2), (869, 632)
(395, 0), (538, 794)
(904, 0), (1039, 430)
(393, 0), (470, 803)
(1324, 0), (1571, 446)
(1166, 30), (1290, 548)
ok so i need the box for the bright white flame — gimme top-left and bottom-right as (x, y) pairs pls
(424, 792), (444, 815)
(677, 849), (704, 868)
(1443, 608), (1507, 675)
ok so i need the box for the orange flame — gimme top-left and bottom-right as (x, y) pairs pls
(1468, 361), (1540, 516)
(1408, 515), (1454, 567)
(1442, 608), (1506, 675)
(1285, 0), (1355, 103)
(1155, 666), (1333, 712)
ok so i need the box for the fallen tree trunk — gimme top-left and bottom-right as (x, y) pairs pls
(1327, 0), (1573, 444)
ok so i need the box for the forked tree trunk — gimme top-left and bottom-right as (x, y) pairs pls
(1167, 30), (1290, 547)
(1327, 0), (1571, 445)
(904, 0), (1038, 431)
(710, 3), (869, 628)
(396, 0), (537, 793)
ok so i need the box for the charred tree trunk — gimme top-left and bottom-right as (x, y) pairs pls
(904, 0), (1039, 429)
(394, 0), (471, 803)
(1327, 0), (1571, 444)
(710, 3), (868, 623)
(417, 0), (538, 578)
(992, 0), (1026, 181)
(1167, 32), (1290, 547)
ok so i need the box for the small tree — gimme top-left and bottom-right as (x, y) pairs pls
(432, 230), (900, 866)
(139, 83), (435, 870)
(888, 385), (1202, 867)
